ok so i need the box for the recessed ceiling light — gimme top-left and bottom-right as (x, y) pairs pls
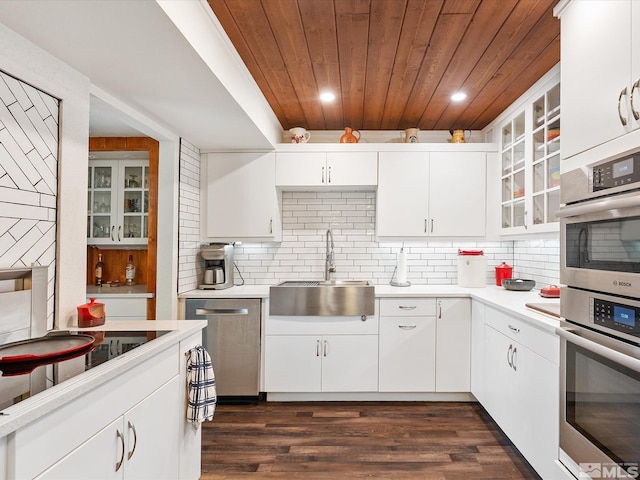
(451, 92), (467, 102)
(320, 91), (336, 102)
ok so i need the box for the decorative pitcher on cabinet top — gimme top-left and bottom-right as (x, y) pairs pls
(340, 127), (360, 143)
(449, 129), (471, 143)
(401, 128), (419, 143)
(289, 127), (311, 143)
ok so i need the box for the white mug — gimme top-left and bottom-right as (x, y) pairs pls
(289, 127), (311, 143)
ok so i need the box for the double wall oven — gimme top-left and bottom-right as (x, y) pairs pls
(558, 152), (640, 480)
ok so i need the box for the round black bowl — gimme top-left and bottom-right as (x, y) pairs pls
(501, 278), (536, 291)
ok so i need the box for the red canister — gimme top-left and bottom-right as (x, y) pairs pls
(77, 298), (106, 328)
(495, 262), (513, 286)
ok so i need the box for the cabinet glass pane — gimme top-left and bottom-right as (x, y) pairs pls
(144, 216), (148, 238)
(514, 112), (525, 141)
(94, 167), (112, 188)
(534, 161), (545, 193)
(548, 190), (560, 223)
(93, 191), (111, 213)
(548, 118), (560, 155)
(514, 201), (525, 227)
(514, 141), (525, 169)
(124, 191), (142, 213)
(502, 150), (512, 175)
(87, 167), (92, 188)
(502, 177), (512, 202)
(502, 205), (512, 228)
(144, 191), (149, 213)
(502, 123), (513, 146)
(548, 154), (560, 188)
(513, 170), (525, 199)
(144, 169), (149, 189)
(123, 217), (142, 238)
(547, 83), (560, 119)
(533, 95), (545, 129)
(533, 129), (545, 161)
(91, 217), (111, 238)
(124, 167), (143, 188)
(533, 194), (544, 225)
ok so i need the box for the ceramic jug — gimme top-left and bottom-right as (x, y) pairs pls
(401, 128), (419, 143)
(340, 127), (360, 143)
(289, 127), (311, 143)
(449, 129), (471, 143)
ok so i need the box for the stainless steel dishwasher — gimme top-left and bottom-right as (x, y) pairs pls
(185, 298), (261, 400)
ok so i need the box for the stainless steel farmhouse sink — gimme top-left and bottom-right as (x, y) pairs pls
(269, 280), (375, 316)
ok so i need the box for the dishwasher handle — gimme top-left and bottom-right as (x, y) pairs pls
(195, 308), (249, 316)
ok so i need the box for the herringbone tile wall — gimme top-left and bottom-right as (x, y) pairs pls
(0, 70), (59, 322)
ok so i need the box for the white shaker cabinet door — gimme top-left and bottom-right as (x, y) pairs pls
(377, 151), (429, 237)
(429, 152), (486, 237)
(325, 152), (377, 186)
(206, 152), (278, 239)
(560, 0), (632, 159)
(435, 298), (471, 392)
(320, 335), (378, 392)
(275, 152), (327, 186)
(264, 335), (322, 392)
(379, 316), (436, 392)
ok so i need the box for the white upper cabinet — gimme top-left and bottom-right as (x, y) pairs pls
(87, 159), (149, 246)
(275, 150), (377, 188)
(377, 150), (486, 238)
(559, 0), (639, 159)
(204, 151), (280, 240)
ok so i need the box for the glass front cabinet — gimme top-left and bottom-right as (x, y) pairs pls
(500, 82), (560, 234)
(87, 159), (149, 246)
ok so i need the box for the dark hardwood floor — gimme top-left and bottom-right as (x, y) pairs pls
(200, 401), (541, 479)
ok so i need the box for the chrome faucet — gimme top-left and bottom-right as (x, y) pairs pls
(325, 228), (335, 280)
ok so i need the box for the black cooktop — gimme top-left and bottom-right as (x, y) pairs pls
(0, 330), (169, 411)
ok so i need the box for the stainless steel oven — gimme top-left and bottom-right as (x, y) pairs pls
(560, 151), (640, 298)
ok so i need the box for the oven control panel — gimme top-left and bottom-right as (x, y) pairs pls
(590, 297), (640, 336)
(592, 154), (640, 191)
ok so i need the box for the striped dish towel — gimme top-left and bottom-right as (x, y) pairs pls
(186, 345), (217, 427)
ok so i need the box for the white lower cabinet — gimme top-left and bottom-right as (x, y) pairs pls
(378, 297), (470, 393)
(36, 377), (179, 480)
(479, 305), (560, 480)
(264, 315), (379, 393)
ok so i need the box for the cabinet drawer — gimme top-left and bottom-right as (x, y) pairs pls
(485, 307), (559, 365)
(380, 298), (436, 317)
(89, 297), (147, 318)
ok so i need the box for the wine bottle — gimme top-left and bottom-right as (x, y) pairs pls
(125, 254), (135, 286)
(95, 253), (104, 286)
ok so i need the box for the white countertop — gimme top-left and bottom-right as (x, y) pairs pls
(0, 320), (206, 437)
(179, 283), (562, 332)
(86, 284), (154, 298)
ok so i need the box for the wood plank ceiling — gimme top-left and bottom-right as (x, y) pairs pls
(207, 0), (559, 132)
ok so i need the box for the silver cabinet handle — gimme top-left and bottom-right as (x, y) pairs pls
(117, 225), (122, 242)
(430, 219), (434, 233)
(437, 300), (442, 319)
(321, 166), (325, 184)
(127, 421), (137, 460)
(618, 86), (629, 126)
(316, 339), (320, 357)
(424, 219), (427, 233)
(512, 347), (518, 371)
(399, 305), (417, 310)
(116, 429), (125, 472)
(328, 166), (332, 183)
(399, 324), (417, 330)
(269, 218), (273, 234)
(631, 79), (640, 120)
(507, 344), (513, 368)
(195, 308), (248, 315)
(508, 324), (520, 333)
(323, 340), (329, 357)
(111, 225), (115, 241)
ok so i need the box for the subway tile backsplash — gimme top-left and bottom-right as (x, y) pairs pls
(177, 153), (560, 290)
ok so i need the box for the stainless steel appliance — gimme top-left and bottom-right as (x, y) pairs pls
(199, 243), (234, 290)
(185, 298), (261, 399)
(558, 153), (640, 479)
(560, 152), (640, 297)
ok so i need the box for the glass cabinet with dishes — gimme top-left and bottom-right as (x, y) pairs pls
(87, 159), (149, 245)
(499, 79), (560, 234)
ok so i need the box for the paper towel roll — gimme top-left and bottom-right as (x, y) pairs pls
(397, 251), (407, 284)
